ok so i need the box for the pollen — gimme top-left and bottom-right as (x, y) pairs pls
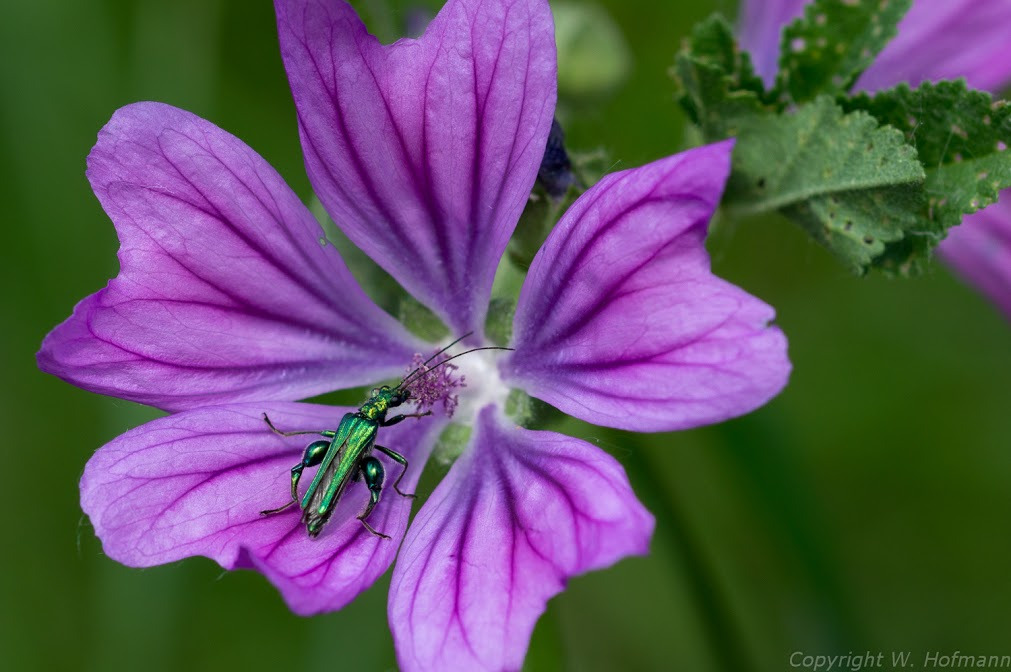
(403, 353), (466, 417)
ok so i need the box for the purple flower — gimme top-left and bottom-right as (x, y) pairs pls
(738, 0), (1011, 318)
(39, 0), (790, 669)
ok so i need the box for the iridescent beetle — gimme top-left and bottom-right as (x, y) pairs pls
(260, 335), (507, 539)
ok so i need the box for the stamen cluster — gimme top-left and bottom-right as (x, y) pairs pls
(403, 353), (465, 418)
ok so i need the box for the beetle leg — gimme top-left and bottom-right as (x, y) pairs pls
(259, 500), (296, 516)
(357, 456), (391, 540)
(381, 411), (432, 427)
(374, 445), (416, 498)
(358, 517), (390, 540)
(260, 439), (331, 516)
(262, 413), (336, 438)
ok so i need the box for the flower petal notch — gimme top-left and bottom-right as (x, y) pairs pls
(81, 402), (440, 615)
(38, 103), (419, 411)
(504, 141), (790, 431)
(389, 406), (653, 672)
(275, 0), (557, 335)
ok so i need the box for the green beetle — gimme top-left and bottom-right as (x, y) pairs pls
(260, 337), (507, 539)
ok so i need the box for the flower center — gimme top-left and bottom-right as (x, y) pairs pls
(402, 342), (510, 425)
(450, 347), (510, 425)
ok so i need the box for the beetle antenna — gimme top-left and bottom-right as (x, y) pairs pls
(396, 332), (474, 389)
(400, 346), (514, 389)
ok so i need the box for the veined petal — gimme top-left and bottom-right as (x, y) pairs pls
(939, 194), (1011, 319)
(389, 406), (653, 672)
(740, 0), (1011, 93)
(858, 0), (1011, 93)
(275, 0), (557, 336)
(503, 141), (790, 432)
(81, 402), (441, 616)
(38, 103), (419, 411)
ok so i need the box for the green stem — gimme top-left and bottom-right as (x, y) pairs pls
(626, 446), (757, 672)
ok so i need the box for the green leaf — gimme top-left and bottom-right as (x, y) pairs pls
(672, 15), (772, 139)
(675, 11), (1010, 276)
(673, 15), (932, 273)
(724, 96), (925, 273)
(679, 14), (766, 98)
(841, 80), (1011, 271)
(776, 0), (912, 104)
(782, 183), (925, 274)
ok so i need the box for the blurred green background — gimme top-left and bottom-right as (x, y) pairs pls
(2, 0), (1009, 670)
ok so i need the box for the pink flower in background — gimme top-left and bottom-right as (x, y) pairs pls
(739, 0), (1011, 318)
(38, 0), (791, 669)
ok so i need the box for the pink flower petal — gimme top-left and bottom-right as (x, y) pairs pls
(81, 402), (442, 615)
(38, 103), (420, 411)
(504, 141), (790, 432)
(389, 406), (653, 672)
(275, 0), (557, 335)
(737, 0), (806, 84)
(740, 0), (1011, 93)
(858, 0), (1011, 93)
(939, 194), (1011, 319)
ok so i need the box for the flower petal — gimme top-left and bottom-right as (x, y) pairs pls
(740, 0), (1011, 93)
(38, 103), (420, 411)
(858, 0), (1011, 93)
(389, 406), (653, 672)
(275, 0), (557, 335)
(939, 194), (1011, 319)
(737, 0), (806, 85)
(503, 141), (790, 432)
(81, 402), (441, 615)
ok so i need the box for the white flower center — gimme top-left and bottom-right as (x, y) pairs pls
(451, 347), (510, 425)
